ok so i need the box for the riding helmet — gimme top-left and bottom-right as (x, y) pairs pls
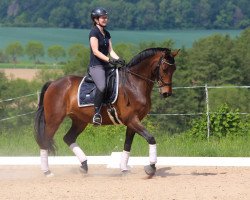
(91, 7), (108, 20)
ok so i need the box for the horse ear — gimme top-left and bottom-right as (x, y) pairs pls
(171, 49), (180, 57)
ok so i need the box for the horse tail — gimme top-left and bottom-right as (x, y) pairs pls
(34, 81), (55, 154)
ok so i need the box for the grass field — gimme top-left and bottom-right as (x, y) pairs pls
(0, 27), (242, 50)
(1, 120), (249, 157)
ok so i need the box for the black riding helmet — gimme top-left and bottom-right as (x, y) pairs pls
(91, 7), (108, 21)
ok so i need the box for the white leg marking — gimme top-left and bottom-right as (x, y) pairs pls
(70, 143), (87, 163)
(149, 144), (157, 164)
(40, 149), (49, 172)
(120, 150), (130, 171)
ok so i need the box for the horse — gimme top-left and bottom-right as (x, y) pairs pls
(34, 47), (179, 177)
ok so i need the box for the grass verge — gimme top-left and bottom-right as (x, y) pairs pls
(0, 121), (250, 157)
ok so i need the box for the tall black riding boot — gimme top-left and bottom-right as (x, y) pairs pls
(93, 89), (104, 126)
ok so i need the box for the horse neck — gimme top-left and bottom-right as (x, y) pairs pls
(125, 54), (160, 95)
(132, 54), (159, 76)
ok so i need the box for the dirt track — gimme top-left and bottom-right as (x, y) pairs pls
(0, 165), (249, 200)
(0, 68), (39, 81)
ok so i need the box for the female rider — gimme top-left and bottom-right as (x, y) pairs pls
(89, 7), (124, 125)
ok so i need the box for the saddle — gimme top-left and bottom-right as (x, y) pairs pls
(78, 68), (119, 107)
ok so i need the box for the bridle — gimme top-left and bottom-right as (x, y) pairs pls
(126, 52), (175, 89)
(155, 55), (175, 88)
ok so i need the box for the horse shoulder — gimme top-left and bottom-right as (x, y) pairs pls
(118, 85), (151, 118)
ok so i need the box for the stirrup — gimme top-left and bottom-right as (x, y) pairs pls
(93, 113), (102, 126)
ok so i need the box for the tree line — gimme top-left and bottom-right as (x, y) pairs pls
(0, 0), (249, 30)
(0, 41), (82, 64)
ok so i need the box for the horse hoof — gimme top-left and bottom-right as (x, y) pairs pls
(80, 166), (88, 174)
(121, 169), (130, 175)
(44, 170), (54, 178)
(80, 160), (88, 174)
(144, 164), (156, 176)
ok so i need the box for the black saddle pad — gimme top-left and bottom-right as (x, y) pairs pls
(78, 69), (119, 107)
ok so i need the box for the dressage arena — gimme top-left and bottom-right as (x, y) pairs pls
(1, 156), (250, 200)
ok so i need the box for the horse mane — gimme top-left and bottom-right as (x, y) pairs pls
(126, 47), (171, 68)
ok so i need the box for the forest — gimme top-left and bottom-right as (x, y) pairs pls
(0, 0), (249, 29)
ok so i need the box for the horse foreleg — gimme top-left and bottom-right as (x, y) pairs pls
(121, 127), (135, 172)
(63, 120), (88, 173)
(127, 118), (157, 176)
(70, 143), (88, 173)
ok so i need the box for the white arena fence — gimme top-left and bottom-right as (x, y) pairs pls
(1, 153), (250, 167)
(0, 85), (249, 138)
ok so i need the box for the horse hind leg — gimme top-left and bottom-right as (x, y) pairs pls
(39, 119), (64, 177)
(34, 107), (66, 177)
(63, 119), (88, 173)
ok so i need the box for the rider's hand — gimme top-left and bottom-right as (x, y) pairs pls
(109, 58), (126, 68)
(117, 58), (126, 66)
(108, 58), (119, 66)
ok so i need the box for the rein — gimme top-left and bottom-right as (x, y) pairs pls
(126, 68), (155, 84)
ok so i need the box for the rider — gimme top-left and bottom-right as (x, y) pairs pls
(89, 7), (124, 126)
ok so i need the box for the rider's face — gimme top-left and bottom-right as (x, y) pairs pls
(96, 15), (108, 27)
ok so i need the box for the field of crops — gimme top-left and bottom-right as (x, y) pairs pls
(0, 27), (242, 49)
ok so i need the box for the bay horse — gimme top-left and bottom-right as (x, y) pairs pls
(34, 47), (179, 177)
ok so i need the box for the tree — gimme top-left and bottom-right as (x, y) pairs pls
(0, 0), (250, 29)
(0, 72), (9, 120)
(63, 44), (89, 75)
(0, 49), (8, 63)
(49, 6), (72, 27)
(68, 44), (85, 59)
(233, 28), (250, 85)
(25, 41), (44, 64)
(186, 34), (237, 85)
(0, 72), (8, 98)
(114, 43), (138, 62)
(5, 42), (24, 63)
(47, 45), (66, 63)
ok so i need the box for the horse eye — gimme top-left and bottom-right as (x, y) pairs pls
(162, 65), (169, 72)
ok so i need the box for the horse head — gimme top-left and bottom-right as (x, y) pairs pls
(126, 47), (180, 98)
(156, 49), (180, 98)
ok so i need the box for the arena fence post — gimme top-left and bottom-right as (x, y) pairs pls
(205, 84), (211, 140)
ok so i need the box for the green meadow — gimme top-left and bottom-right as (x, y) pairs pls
(0, 27), (242, 49)
(1, 118), (250, 157)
